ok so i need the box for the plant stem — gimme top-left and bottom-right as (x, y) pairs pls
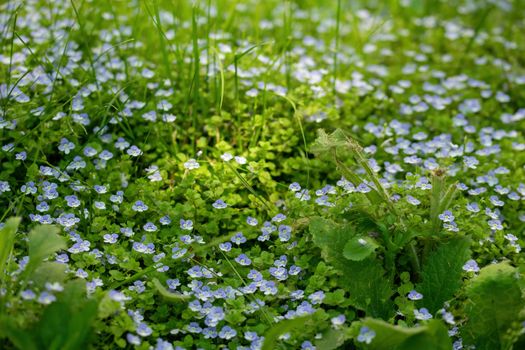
(409, 242), (421, 280)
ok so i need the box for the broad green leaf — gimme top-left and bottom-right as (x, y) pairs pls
(310, 217), (394, 318)
(0, 217), (21, 280)
(261, 314), (316, 350)
(462, 262), (525, 350)
(310, 217), (353, 265)
(315, 328), (348, 350)
(27, 225), (66, 273)
(153, 278), (191, 302)
(343, 236), (379, 261)
(0, 315), (37, 350)
(35, 280), (99, 350)
(362, 318), (452, 350)
(30, 262), (67, 288)
(416, 237), (471, 313)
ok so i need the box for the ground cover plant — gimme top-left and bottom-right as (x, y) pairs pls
(1, 0), (525, 349)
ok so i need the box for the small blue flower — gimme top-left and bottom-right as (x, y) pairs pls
(235, 254), (251, 266)
(37, 291), (56, 305)
(212, 199), (228, 209)
(103, 233), (119, 244)
(126, 145), (143, 157)
(272, 213), (286, 222)
(438, 210), (454, 223)
(218, 325), (237, 340)
(466, 202), (480, 213)
(132, 200), (148, 212)
(414, 308), (433, 320)
(136, 323), (153, 337)
(167, 279), (180, 290)
(463, 259), (479, 272)
(126, 333), (141, 345)
(308, 290), (325, 305)
(301, 341), (315, 350)
(289, 182), (301, 192)
(183, 158), (200, 170)
(406, 195), (421, 205)
(180, 219), (193, 231)
(231, 232), (246, 245)
(143, 222), (158, 232)
(331, 314), (346, 326)
(357, 326), (376, 344)
(246, 216), (258, 226)
(407, 290), (423, 300)
(219, 242), (232, 252)
(65, 195), (81, 208)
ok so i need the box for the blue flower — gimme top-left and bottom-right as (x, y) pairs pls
(218, 325), (237, 340)
(212, 199), (228, 209)
(357, 327), (376, 344)
(301, 341), (315, 350)
(219, 242), (232, 252)
(180, 219), (193, 231)
(463, 259), (480, 272)
(126, 145), (143, 156)
(136, 323), (153, 337)
(308, 290), (325, 305)
(37, 291), (56, 305)
(231, 232), (246, 245)
(289, 182), (301, 192)
(183, 158), (200, 170)
(246, 216), (258, 226)
(407, 290), (423, 300)
(438, 210), (454, 222)
(406, 195), (421, 205)
(126, 333), (141, 345)
(412, 308), (432, 321)
(331, 314), (346, 326)
(143, 222), (158, 232)
(132, 200), (148, 212)
(235, 254), (251, 266)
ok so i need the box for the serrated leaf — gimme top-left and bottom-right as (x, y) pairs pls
(310, 217), (353, 265)
(362, 318), (452, 350)
(462, 262), (525, 350)
(416, 237), (471, 313)
(310, 217), (394, 318)
(0, 217), (21, 280)
(343, 236), (379, 261)
(27, 225), (66, 273)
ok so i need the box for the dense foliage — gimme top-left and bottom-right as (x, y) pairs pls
(1, 0), (525, 349)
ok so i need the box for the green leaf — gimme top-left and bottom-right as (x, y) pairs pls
(310, 217), (353, 265)
(315, 328), (348, 350)
(30, 262), (67, 288)
(27, 225), (66, 274)
(153, 278), (191, 302)
(0, 315), (37, 350)
(310, 217), (394, 318)
(462, 262), (525, 350)
(362, 318), (452, 350)
(0, 217), (21, 280)
(416, 237), (471, 313)
(261, 314), (316, 350)
(343, 236), (379, 261)
(34, 281), (99, 350)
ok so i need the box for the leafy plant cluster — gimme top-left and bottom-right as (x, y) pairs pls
(0, 0), (525, 349)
